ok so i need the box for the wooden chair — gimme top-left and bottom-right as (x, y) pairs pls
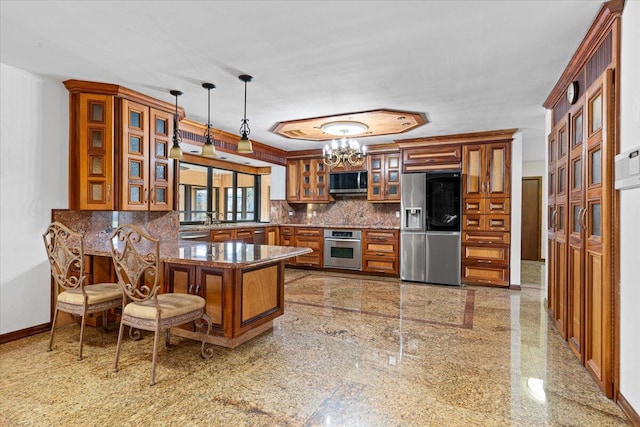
(43, 222), (122, 360)
(109, 224), (213, 385)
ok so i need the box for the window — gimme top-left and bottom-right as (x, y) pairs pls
(178, 162), (260, 224)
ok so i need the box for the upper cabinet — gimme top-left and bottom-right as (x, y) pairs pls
(119, 100), (174, 211)
(367, 153), (401, 202)
(286, 157), (331, 203)
(462, 142), (510, 200)
(65, 80), (180, 211)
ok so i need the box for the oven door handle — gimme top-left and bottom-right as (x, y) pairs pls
(325, 238), (361, 243)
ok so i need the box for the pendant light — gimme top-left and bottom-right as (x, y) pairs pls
(201, 82), (217, 157)
(169, 89), (184, 159)
(237, 74), (254, 154)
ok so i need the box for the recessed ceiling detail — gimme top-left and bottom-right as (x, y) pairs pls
(272, 109), (427, 141)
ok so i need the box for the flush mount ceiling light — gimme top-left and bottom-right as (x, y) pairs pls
(237, 74), (254, 154)
(201, 82), (217, 158)
(169, 89), (184, 159)
(321, 121), (368, 137)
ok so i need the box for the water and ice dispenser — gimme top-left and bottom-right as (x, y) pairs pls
(404, 207), (423, 230)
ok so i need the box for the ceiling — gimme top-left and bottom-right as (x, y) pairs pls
(0, 1), (602, 163)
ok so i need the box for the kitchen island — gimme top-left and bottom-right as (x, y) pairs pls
(84, 239), (312, 348)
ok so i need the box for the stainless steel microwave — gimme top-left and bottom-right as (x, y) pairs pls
(329, 171), (367, 194)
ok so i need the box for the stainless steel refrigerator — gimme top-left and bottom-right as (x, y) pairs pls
(400, 172), (461, 286)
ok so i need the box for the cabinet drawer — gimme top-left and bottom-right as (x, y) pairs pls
(295, 252), (322, 267)
(294, 228), (323, 237)
(462, 244), (509, 265)
(294, 236), (323, 252)
(463, 214), (510, 231)
(280, 235), (294, 246)
(463, 198), (485, 215)
(486, 199), (510, 215)
(363, 229), (398, 255)
(280, 226), (294, 236)
(462, 263), (509, 287)
(462, 231), (510, 245)
(362, 255), (398, 274)
(210, 229), (234, 242)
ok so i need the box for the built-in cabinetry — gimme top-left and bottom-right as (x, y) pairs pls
(362, 229), (399, 274)
(461, 140), (511, 287)
(65, 80), (179, 211)
(286, 158), (331, 203)
(547, 69), (616, 397)
(209, 227), (255, 243)
(280, 226), (323, 267)
(401, 144), (462, 172)
(367, 153), (401, 202)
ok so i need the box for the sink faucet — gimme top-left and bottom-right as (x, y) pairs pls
(205, 211), (219, 225)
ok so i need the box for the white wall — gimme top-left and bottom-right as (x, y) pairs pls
(510, 131), (523, 286)
(522, 160), (548, 259)
(0, 64), (68, 334)
(270, 164), (286, 200)
(619, 0), (640, 414)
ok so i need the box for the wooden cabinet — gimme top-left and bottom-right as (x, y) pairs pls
(293, 228), (323, 267)
(286, 158), (331, 203)
(461, 141), (511, 287)
(367, 153), (401, 202)
(362, 229), (399, 274)
(119, 99), (174, 211)
(65, 80), (177, 211)
(210, 227), (254, 243)
(401, 144), (462, 173)
(279, 226), (295, 247)
(71, 93), (115, 210)
(266, 226), (279, 245)
(546, 70), (615, 396)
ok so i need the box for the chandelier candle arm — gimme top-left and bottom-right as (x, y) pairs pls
(322, 130), (367, 168)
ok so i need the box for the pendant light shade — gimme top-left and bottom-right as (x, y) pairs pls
(169, 90), (183, 160)
(201, 82), (217, 157)
(237, 74), (254, 154)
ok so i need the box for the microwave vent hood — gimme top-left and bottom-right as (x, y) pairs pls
(329, 171), (367, 194)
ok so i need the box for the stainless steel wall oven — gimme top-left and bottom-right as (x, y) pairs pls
(323, 229), (362, 270)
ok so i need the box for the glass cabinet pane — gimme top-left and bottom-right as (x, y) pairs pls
(91, 183), (103, 202)
(130, 160), (141, 178)
(130, 111), (141, 129)
(490, 148), (505, 192)
(573, 159), (581, 189)
(130, 186), (140, 202)
(130, 136), (141, 154)
(573, 205), (581, 233)
(558, 129), (566, 157)
(156, 118), (166, 135)
(389, 172), (398, 183)
(371, 159), (382, 169)
(467, 149), (481, 193)
(91, 130), (103, 148)
(572, 113), (583, 146)
(91, 157), (103, 175)
(591, 203), (601, 237)
(591, 149), (601, 185)
(558, 167), (565, 194)
(388, 157), (399, 168)
(558, 206), (565, 231)
(372, 173), (381, 183)
(156, 188), (166, 203)
(156, 164), (166, 180)
(590, 94), (602, 133)
(388, 185), (398, 196)
(90, 103), (103, 122)
(156, 141), (166, 158)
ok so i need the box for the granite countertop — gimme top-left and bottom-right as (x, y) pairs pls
(83, 239), (312, 269)
(180, 223), (399, 232)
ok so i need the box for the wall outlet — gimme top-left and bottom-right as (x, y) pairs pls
(288, 211), (294, 216)
(313, 211), (317, 217)
(395, 211), (400, 218)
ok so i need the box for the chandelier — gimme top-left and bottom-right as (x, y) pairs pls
(321, 121), (368, 167)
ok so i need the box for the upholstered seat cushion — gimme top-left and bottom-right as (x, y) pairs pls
(123, 293), (205, 320)
(58, 283), (122, 305)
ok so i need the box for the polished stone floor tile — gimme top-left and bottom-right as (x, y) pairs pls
(0, 262), (630, 426)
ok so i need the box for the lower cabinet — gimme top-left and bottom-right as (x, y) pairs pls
(461, 230), (510, 286)
(209, 227), (254, 243)
(362, 229), (399, 274)
(164, 263), (226, 335)
(293, 227), (323, 267)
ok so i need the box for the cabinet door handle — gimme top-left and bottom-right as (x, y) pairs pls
(477, 260), (491, 263)
(195, 285), (200, 295)
(188, 284), (194, 294)
(150, 187), (155, 203)
(106, 184), (111, 202)
(144, 188), (148, 203)
(580, 207), (588, 231)
(551, 208), (557, 230)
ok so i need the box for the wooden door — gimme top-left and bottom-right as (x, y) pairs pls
(367, 154), (385, 201)
(567, 99), (586, 362)
(553, 118), (569, 339)
(299, 158), (315, 202)
(521, 177), (541, 261)
(384, 153), (401, 201)
(285, 159), (300, 201)
(120, 99), (150, 211)
(78, 93), (114, 210)
(583, 70), (614, 398)
(149, 108), (174, 211)
(312, 159), (330, 202)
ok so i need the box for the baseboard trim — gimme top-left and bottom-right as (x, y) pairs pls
(0, 323), (50, 345)
(509, 284), (522, 290)
(618, 392), (640, 427)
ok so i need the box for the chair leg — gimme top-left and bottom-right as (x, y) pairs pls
(48, 307), (59, 352)
(102, 310), (109, 332)
(164, 330), (171, 348)
(196, 312), (214, 359)
(150, 325), (161, 386)
(113, 319), (126, 373)
(78, 309), (88, 361)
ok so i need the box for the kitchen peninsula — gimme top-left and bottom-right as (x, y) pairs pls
(53, 209), (311, 348)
